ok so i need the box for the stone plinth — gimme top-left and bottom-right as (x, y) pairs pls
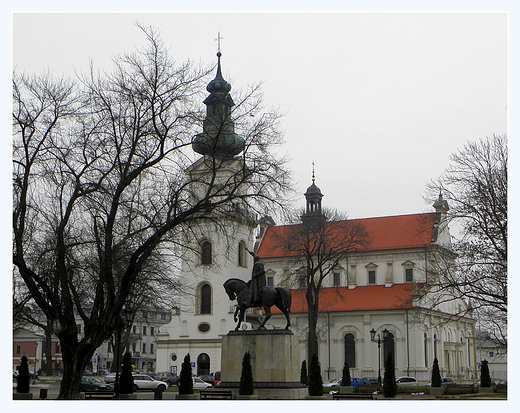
(219, 329), (305, 398)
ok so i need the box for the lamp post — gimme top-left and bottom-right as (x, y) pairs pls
(33, 342), (38, 384)
(370, 328), (389, 389)
(113, 308), (133, 398)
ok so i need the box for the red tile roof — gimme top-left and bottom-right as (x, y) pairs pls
(257, 213), (437, 258)
(272, 284), (421, 314)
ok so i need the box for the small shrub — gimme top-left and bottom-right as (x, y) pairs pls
(382, 351), (397, 398)
(341, 361), (351, 386)
(178, 353), (193, 395)
(307, 353), (323, 396)
(16, 355), (30, 393)
(300, 360), (308, 385)
(480, 359), (492, 387)
(431, 357), (442, 387)
(119, 352), (134, 394)
(239, 351), (254, 395)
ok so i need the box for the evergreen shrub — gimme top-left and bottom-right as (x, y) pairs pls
(300, 360), (308, 385)
(178, 353), (194, 395)
(16, 355), (30, 393)
(431, 357), (442, 387)
(119, 352), (134, 394)
(382, 351), (397, 398)
(341, 361), (351, 386)
(239, 351), (254, 395)
(480, 359), (492, 387)
(307, 353), (323, 396)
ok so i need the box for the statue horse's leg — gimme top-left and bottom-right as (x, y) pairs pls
(275, 297), (291, 330)
(258, 306), (271, 329)
(235, 306), (246, 331)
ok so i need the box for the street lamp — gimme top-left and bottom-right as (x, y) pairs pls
(370, 328), (389, 389)
(33, 342), (38, 384)
(113, 307), (133, 398)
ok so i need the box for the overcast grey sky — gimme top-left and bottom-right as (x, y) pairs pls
(12, 11), (508, 222)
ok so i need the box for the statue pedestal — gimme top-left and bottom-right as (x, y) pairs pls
(219, 329), (306, 399)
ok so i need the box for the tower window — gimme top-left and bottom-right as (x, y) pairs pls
(201, 241), (212, 265)
(200, 284), (212, 314)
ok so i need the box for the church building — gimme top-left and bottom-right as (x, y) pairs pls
(155, 52), (476, 384)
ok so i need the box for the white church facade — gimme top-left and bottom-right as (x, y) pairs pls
(155, 52), (477, 383)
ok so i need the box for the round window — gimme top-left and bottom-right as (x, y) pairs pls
(170, 353), (177, 361)
(198, 322), (210, 333)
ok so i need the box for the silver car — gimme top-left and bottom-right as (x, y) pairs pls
(132, 374), (168, 391)
(396, 376), (418, 386)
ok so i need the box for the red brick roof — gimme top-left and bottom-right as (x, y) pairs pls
(257, 213), (437, 258)
(272, 284), (421, 314)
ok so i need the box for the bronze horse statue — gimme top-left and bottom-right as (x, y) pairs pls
(223, 278), (292, 330)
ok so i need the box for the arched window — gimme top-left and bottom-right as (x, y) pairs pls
(434, 334), (438, 359)
(238, 241), (247, 267)
(344, 333), (356, 368)
(201, 241), (212, 265)
(200, 284), (212, 314)
(197, 353), (210, 376)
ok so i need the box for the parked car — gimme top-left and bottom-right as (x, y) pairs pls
(363, 377), (379, 385)
(132, 374), (168, 392)
(198, 374), (220, 386)
(104, 373), (118, 383)
(191, 376), (213, 389)
(323, 378), (342, 388)
(350, 378), (371, 386)
(396, 377), (418, 386)
(153, 372), (179, 386)
(471, 380), (496, 389)
(425, 377), (456, 386)
(80, 376), (112, 391)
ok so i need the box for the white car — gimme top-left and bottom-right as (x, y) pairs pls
(193, 377), (213, 389)
(396, 376), (418, 386)
(132, 374), (168, 391)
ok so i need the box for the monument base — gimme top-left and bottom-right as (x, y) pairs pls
(220, 329), (306, 399)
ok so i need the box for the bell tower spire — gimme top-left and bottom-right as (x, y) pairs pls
(192, 35), (245, 158)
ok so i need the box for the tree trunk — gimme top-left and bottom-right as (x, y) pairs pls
(56, 337), (97, 399)
(45, 320), (53, 376)
(306, 290), (320, 363)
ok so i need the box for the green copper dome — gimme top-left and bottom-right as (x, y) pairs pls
(192, 52), (245, 158)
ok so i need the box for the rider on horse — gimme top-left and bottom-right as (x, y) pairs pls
(244, 248), (266, 307)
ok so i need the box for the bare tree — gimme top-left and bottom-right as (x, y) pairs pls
(425, 134), (507, 346)
(272, 208), (370, 362)
(13, 25), (290, 398)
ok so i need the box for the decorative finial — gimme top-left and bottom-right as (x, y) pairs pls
(215, 31), (223, 56)
(312, 161), (316, 183)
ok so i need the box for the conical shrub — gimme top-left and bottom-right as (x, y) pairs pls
(178, 353), (193, 395)
(341, 361), (351, 386)
(431, 357), (442, 387)
(300, 360), (308, 385)
(480, 359), (492, 387)
(119, 352), (134, 394)
(307, 353), (323, 396)
(239, 351), (254, 395)
(382, 351), (397, 397)
(16, 355), (30, 393)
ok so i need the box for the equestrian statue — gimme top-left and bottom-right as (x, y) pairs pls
(223, 248), (292, 330)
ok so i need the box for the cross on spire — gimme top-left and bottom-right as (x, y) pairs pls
(215, 31), (223, 54)
(312, 161), (316, 183)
